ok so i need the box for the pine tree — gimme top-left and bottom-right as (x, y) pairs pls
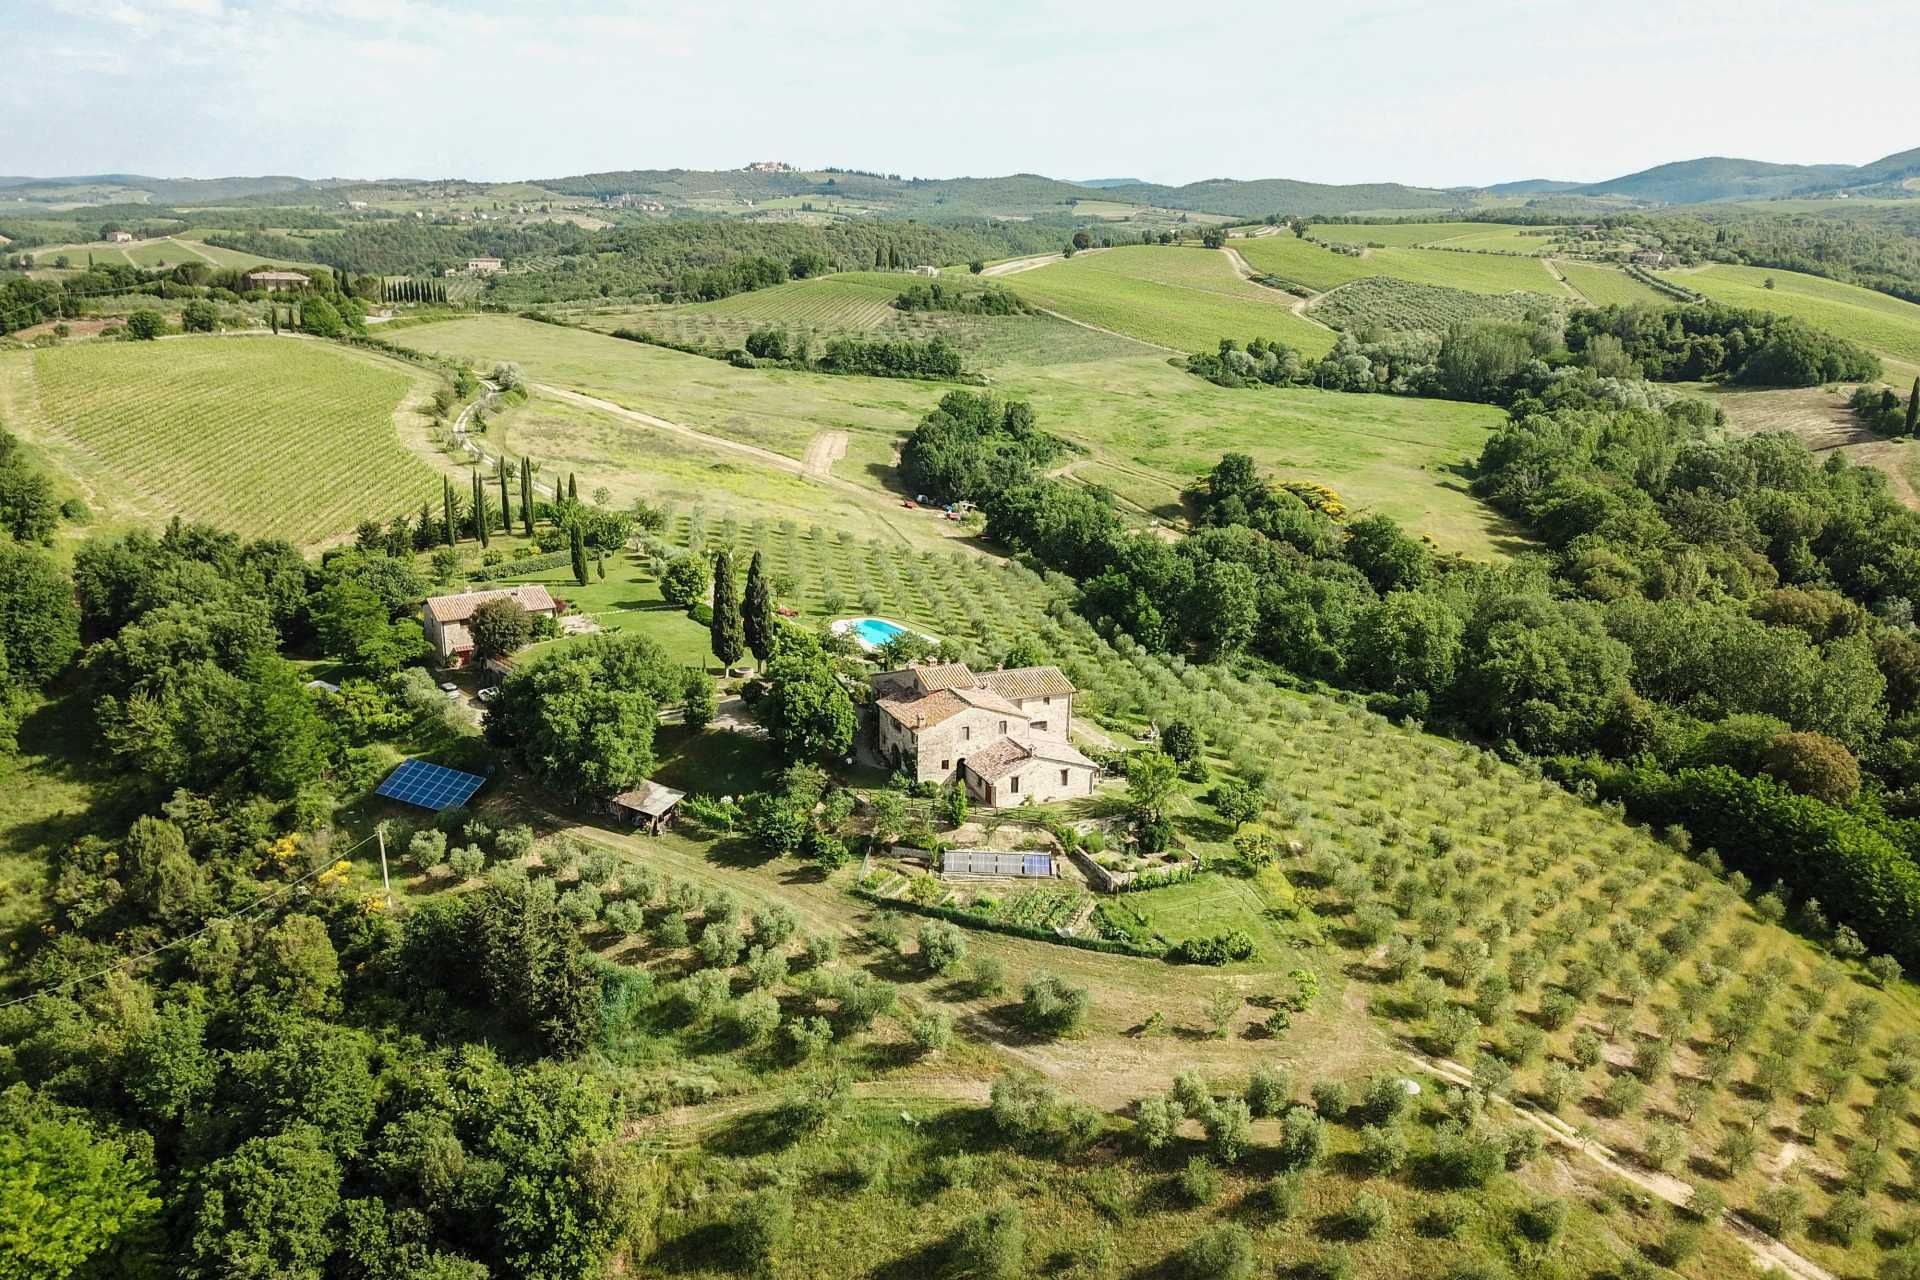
(742, 550), (774, 666)
(567, 472), (578, 501)
(498, 462), (511, 531)
(569, 521), (589, 587)
(1907, 378), (1919, 437)
(520, 457), (534, 537)
(710, 549), (744, 674)
(442, 478), (456, 546)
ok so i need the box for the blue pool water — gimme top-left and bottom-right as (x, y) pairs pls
(851, 617), (907, 647)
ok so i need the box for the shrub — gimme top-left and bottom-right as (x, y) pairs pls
(988, 1074), (1058, 1145)
(1513, 1196), (1566, 1245)
(1134, 1093), (1183, 1154)
(1177, 1155), (1219, 1206)
(968, 954), (1006, 995)
(1247, 1063), (1292, 1117)
(1357, 1123), (1407, 1175)
(1277, 1105), (1325, 1170)
(918, 920), (969, 975)
(1020, 970), (1089, 1036)
(1420, 1199), (1471, 1238)
(946, 1204), (1024, 1280)
(1761, 731), (1861, 805)
(1249, 1170), (1303, 1222)
(1202, 1098), (1253, 1164)
(1310, 1079), (1349, 1121)
(1427, 1122), (1503, 1189)
(1343, 1191), (1390, 1240)
(1177, 1224), (1255, 1280)
(731, 1189), (792, 1274)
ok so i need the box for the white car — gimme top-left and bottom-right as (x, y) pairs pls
(440, 681), (461, 698)
(477, 686), (500, 704)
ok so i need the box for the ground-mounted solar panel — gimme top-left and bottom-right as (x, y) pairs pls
(375, 758), (486, 811)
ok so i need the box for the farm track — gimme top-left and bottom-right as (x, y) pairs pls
(981, 247), (1109, 278)
(801, 429), (848, 478)
(1220, 247), (1334, 333)
(526, 385), (927, 548)
(623, 1077), (993, 1143)
(1406, 1048), (1835, 1280)
(1028, 305), (1181, 354)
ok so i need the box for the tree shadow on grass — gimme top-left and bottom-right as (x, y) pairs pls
(647, 1222), (738, 1275)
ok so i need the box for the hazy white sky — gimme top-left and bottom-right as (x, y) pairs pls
(8, 0), (1916, 188)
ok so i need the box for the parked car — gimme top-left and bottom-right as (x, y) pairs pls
(440, 681), (461, 698)
(477, 686), (500, 704)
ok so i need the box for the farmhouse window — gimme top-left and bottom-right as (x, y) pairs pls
(941, 759), (950, 771)
(1033, 721), (1048, 732)
(999, 719), (1008, 734)
(1010, 776), (1020, 794)
(1060, 769), (1069, 786)
(963, 726), (971, 742)
(1043, 696), (1051, 705)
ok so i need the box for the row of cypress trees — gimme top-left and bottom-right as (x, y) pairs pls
(708, 549), (774, 675)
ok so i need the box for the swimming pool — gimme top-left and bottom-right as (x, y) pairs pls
(831, 616), (936, 653)
(850, 617), (907, 648)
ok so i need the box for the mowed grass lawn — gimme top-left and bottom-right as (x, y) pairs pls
(1001, 245), (1338, 355)
(394, 316), (1517, 556)
(1676, 263), (1920, 371)
(3, 336), (442, 545)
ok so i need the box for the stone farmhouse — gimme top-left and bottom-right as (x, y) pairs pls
(871, 662), (1097, 806)
(422, 585), (557, 666)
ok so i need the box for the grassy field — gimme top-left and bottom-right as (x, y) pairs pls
(1556, 260), (1671, 307)
(1000, 246), (1338, 355)
(1308, 222), (1494, 247)
(1231, 234), (1378, 293)
(390, 316), (1517, 556)
(0, 335), (444, 545)
(1675, 263), (1920, 373)
(20, 234), (328, 276)
(1363, 247), (1574, 297)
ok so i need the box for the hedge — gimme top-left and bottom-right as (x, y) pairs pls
(472, 549), (573, 581)
(848, 888), (1168, 959)
(1553, 759), (1920, 971)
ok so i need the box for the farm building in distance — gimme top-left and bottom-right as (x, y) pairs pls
(243, 270), (310, 292)
(871, 662), (1097, 807)
(102, 230), (133, 243)
(465, 257), (503, 274)
(422, 584), (558, 665)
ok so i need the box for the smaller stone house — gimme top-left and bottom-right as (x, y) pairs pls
(103, 230), (133, 243)
(243, 270), (310, 292)
(466, 257), (504, 274)
(604, 781), (685, 835)
(871, 662), (1095, 806)
(422, 584), (558, 665)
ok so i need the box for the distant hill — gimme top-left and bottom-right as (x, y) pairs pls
(1076, 178), (1143, 189)
(1564, 148), (1920, 203)
(1093, 176), (1459, 217)
(1483, 178), (1584, 195)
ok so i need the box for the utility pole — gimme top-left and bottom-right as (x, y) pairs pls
(377, 823), (393, 909)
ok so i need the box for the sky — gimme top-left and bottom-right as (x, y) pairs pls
(7, 0), (1917, 188)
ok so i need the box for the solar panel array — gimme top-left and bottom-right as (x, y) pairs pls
(375, 759), (486, 811)
(942, 849), (1054, 878)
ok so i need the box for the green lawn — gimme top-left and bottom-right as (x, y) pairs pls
(1555, 260), (1670, 307)
(1232, 235), (1378, 292)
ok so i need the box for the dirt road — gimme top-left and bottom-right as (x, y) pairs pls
(980, 247), (1108, 278)
(1219, 247), (1335, 332)
(801, 429), (848, 479)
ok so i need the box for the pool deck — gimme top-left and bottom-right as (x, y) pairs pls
(830, 615), (938, 654)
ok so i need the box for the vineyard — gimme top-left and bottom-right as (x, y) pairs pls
(1556, 259), (1672, 307)
(1308, 276), (1557, 334)
(1678, 263), (1920, 370)
(1231, 233), (1378, 293)
(18, 336), (444, 544)
(1002, 245), (1337, 355)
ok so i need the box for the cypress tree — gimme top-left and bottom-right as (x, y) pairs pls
(596, 552), (606, 581)
(742, 550), (774, 666)
(520, 457), (534, 537)
(567, 472), (578, 501)
(569, 521), (589, 587)
(874, 242), (884, 269)
(498, 462), (511, 531)
(270, 309), (278, 335)
(710, 549), (743, 674)
(1907, 378), (1919, 437)
(472, 471), (489, 547)
(442, 478), (455, 546)
(418, 501), (434, 551)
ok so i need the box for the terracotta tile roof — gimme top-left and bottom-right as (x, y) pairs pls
(977, 665), (1076, 700)
(878, 690), (969, 729)
(961, 737), (1030, 781)
(426, 584), (556, 623)
(911, 662), (977, 693)
(1030, 740), (1097, 770)
(951, 686), (1029, 718)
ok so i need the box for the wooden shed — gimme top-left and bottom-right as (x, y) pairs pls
(605, 781), (686, 835)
